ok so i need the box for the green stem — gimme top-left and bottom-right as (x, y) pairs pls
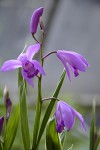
(32, 34), (44, 150)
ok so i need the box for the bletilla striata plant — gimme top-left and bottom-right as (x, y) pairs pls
(0, 7), (91, 150)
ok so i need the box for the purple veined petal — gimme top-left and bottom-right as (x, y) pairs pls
(57, 53), (71, 81)
(31, 60), (46, 76)
(22, 70), (34, 88)
(59, 101), (75, 131)
(57, 50), (86, 72)
(26, 44), (40, 60)
(1, 60), (22, 71)
(30, 7), (44, 34)
(17, 53), (28, 63)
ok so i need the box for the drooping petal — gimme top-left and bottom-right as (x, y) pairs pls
(26, 44), (40, 60)
(57, 53), (71, 80)
(57, 50), (86, 72)
(30, 7), (44, 34)
(31, 60), (46, 76)
(65, 102), (86, 130)
(17, 53), (28, 63)
(22, 70), (34, 88)
(71, 108), (86, 130)
(1, 60), (22, 71)
(59, 101), (75, 131)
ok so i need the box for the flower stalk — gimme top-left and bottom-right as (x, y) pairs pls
(32, 33), (44, 150)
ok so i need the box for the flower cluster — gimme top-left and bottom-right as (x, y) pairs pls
(0, 7), (89, 137)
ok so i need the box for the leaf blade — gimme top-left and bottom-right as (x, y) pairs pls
(18, 68), (30, 150)
(3, 104), (20, 150)
(46, 117), (62, 150)
(90, 100), (96, 150)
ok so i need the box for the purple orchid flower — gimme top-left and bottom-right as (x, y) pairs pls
(54, 101), (86, 133)
(1, 44), (45, 87)
(0, 116), (4, 134)
(30, 7), (44, 34)
(57, 50), (89, 81)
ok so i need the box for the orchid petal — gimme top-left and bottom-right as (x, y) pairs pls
(22, 70), (34, 88)
(1, 60), (22, 71)
(71, 108), (86, 130)
(59, 101), (75, 131)
(57, 53), (71, 80)
(26, 44), (40, 60)
(58, 50), (86, 72)
(70, 52), (90, 67)
(31, 60), (46, 76)
(17, 53), (28, 63)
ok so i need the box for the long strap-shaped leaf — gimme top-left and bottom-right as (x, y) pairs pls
(46, 117), (62, 150)
(37, 69), (66, 147)
(0, 143), (2, 150)
(90, 100), (96, 150)
(3, 104), (20, 150)
(18, 68), (30, 150)
(94, 130), (100, 150)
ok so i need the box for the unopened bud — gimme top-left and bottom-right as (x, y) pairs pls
(4, 86), (12, 122)
(30, 7), (44, 34)
(0, 116), (4, 134)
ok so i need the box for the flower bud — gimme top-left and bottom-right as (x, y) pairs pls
(0, 116), (4, 134)
(30, 7), (44, 34)
(4, 86), (12, 122)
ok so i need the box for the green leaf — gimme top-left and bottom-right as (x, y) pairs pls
(3, 104), (20, 150)
(94, 130), (100, 150)
(90, 100), (96, 150)
(46, 117), (62, 150)
(37, 69), (66, 146)
(0, 143), (3, 150)
(18, 68), (30, 150)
